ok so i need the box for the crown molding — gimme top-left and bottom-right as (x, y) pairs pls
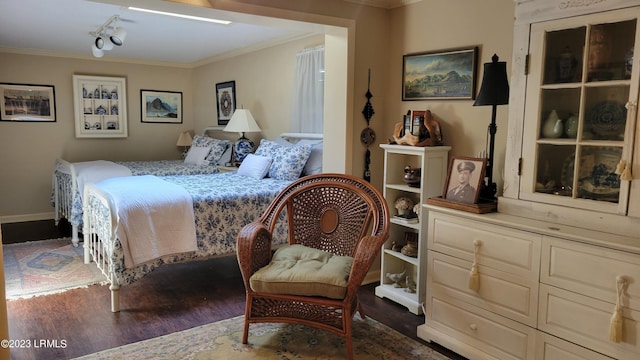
(343, 0), (422, 9)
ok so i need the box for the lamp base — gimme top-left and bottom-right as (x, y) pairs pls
(233, 138), (254, 163)
(479, 181), (497, 203)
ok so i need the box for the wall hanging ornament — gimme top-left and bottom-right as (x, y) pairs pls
(361, 68), (376, 182)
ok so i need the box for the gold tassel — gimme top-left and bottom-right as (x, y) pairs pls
(468, 240), (481, 292)
(615, 160), (626, 175)
(609, 276), (626, 343)
(621, 163), (632, 181)
(468, 263), (479, 291)
(609, 306), (623, 343)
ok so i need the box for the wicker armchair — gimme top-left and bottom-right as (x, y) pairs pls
(236, 173), (390, 359)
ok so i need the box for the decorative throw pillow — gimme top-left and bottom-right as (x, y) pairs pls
(184, 146), (211, 165)
(255, 139), (311, 181)
(236, 154), (272, 179)
(191, 135), (230, 165)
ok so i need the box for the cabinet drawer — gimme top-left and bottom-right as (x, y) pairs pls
(541, 237), (640, 311)
(427, 295), (536, 360)
(536, 332), (614, 360)
(539, 284), (640, 360)
(429, 251), (538, 326)
(428, 212), (541, 277)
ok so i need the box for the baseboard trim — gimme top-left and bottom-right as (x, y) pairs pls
(0, 212), (54, 224)
(363, 269), (380, 285)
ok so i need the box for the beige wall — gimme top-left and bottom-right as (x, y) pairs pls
(0, 55), (194, 221)
(0, 0), (516, 221)
(191, 35), (325, 142)
(386, 0), (515, 193)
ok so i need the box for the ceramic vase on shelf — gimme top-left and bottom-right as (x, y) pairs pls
(565, 114), (578, 138)
(543, 110), (563, 138)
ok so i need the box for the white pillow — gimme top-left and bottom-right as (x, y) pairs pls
(236, 154), (272, 179)
(297, 139), (323, 175)
(184, 146), (211, 165)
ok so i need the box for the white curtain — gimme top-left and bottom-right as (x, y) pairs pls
(290, 45), (324, 133)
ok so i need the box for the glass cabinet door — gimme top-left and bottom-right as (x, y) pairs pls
(521, 9), (639, 214)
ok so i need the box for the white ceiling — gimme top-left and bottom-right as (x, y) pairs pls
(0, 0), (328, 66)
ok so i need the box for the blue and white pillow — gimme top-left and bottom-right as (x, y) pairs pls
(255, 139), (311, 181)
(191, 135), (230, 165)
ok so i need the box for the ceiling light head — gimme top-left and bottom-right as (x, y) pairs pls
(95, 37), (104, 50)
(110, 27), (127, 46)
(91, 44), (104, 58)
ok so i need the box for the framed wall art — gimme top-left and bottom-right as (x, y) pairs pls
(216, 80), (236, 125)
(402, 46), (478, 100)
(73, 74), (128, 138)
(0, 83), (56, 122)
(140, 90), (182, 124)
(443, 156), (486, 205)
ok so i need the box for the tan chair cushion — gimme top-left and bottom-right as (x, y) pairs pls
(249, 244), (353, 299)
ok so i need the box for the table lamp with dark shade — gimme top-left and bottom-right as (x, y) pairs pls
(223, 109), (261, 164)
(473, 53), (510, 202)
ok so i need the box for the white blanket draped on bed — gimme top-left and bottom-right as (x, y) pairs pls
(93, 175), (197, 268)
(70, 160), (133, 202)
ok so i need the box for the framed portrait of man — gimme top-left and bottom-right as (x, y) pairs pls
(443, 156), (486, 204)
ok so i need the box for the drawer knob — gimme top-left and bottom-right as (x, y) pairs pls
(469, 323), (478, 331)
(609, 276), (627, 343)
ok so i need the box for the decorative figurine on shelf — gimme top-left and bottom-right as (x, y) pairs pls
(389, 109), (444, 146)
(394, 196), (415, 217)
(405, 276), (416, 293)
(401, 232), (418, 258)
(403, 166), (421, 187)
(386, 270), (406, 288)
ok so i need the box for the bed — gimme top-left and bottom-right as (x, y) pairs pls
(52, 131), (232, 246)
(82, 133), (323, 312)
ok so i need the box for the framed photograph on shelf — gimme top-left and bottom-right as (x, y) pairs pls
(443, 156), (486, 205)
(0, 83), (56, 122)
(140, 90), (182, 124)
(72, 74), (127, 138)
(215, 80), (236, 125)
(402, 46), (478, 100)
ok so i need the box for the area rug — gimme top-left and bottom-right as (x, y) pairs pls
(3, 238), (106, 300)
(73, 315), (452, 360)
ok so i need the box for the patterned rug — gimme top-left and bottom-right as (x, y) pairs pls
(73, 315), (452, 360)
(3, 238), (106, 300)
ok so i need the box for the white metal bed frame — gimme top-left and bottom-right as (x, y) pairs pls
(82, 132), (323, 312)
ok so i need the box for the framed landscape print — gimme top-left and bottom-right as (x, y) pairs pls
(73, 75), (128, 138)
(140, 90), (182, 124)
(0, 83), (56, 122)
(402, 46), (478, 100)
(216, 80), (236, 125)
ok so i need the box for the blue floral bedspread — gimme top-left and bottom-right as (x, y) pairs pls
(52, 160), (220, 227)
(86, 172), (292, 286)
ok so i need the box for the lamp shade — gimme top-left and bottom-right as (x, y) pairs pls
(176, 131), (193, 147)
(473, 54), (510, 106)
(223, 109), (261, 133)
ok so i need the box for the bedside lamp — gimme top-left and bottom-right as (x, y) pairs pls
(473, 53), (510, 202)
(176, 131), (193, 157)
(223, 109), (261, 164)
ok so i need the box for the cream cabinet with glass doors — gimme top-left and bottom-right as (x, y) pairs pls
(502, 0), (640, 237)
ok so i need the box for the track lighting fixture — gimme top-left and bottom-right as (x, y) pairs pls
(89, 15), (126, 57)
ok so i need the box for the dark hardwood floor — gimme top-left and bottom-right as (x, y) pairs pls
(2, 220), (466, 360)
